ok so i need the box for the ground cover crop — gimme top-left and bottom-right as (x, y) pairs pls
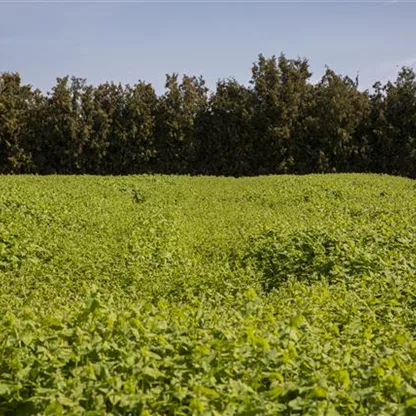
(1, 174), (416, 415)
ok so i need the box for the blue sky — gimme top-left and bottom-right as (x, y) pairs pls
(0, 1), (415, 94)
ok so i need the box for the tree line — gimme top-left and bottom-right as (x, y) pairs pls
(1, 54), (416, 177)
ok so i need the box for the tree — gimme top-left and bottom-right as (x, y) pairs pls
(250, 54), (312, 174)
(383, 67), (416, 176)
(40, 77), (85, 173)
(0, 72), (42, 173)
(106, 81), (158, 174)
(300, 68), (370, 173)
(154, 74), (208, 173)
(196, 78), (255, 176)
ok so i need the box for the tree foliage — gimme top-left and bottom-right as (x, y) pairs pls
(1, 54), (416, 176)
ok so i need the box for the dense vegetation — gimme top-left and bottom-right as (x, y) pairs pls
(1, 174), (416, 414)
(1, 54), (416, 177)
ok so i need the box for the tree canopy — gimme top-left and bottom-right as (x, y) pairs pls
(1, 54), (416, 177)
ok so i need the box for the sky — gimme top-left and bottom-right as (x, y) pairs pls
(0, 1), (415, 94)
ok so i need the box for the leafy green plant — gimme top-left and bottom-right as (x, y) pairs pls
(0, 174), (416, 414)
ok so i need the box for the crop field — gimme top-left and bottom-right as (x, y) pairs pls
(1, 174), (416, 415)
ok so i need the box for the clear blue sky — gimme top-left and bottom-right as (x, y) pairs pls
(1, 1), (415, 94)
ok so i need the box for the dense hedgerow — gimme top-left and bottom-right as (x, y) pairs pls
(1, 55), (416, 177)
(1, 174), (416, 414)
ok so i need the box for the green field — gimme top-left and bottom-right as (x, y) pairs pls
(1, 174), (416, 415)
